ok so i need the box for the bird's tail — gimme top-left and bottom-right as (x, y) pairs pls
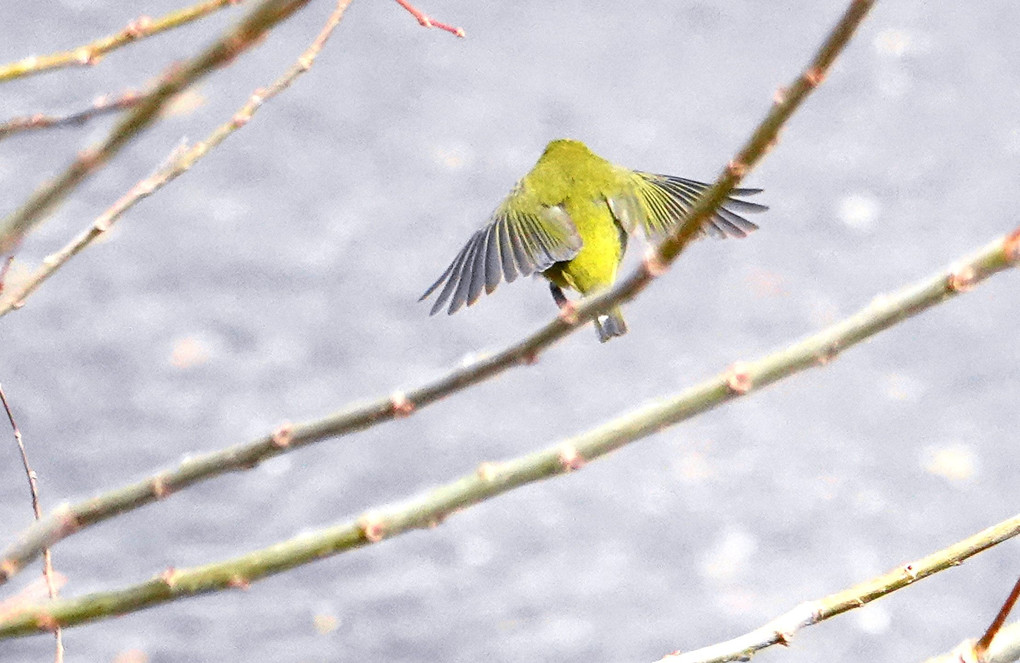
(594, 307), (628, 343)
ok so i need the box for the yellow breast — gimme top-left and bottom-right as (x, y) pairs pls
(542, 198), (625, 295)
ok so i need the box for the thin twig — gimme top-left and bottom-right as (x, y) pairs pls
(568, 0), (877, 339)
(0, 0), (882, 567)
(0, 385), (63, 660)
(0, 0), (312, 254)
(0, 88), (147, 142)
(977, 577), (1020, 660)
(924, 622), (1020, 663)
(394, 0), (465, 38)
(0, 254), (14, 296)
(658, 519), (1020, 663)
(0, 225), (1016, 595)
(0, 0), (247, 83)
(0, 0), (354, 319)
(0, 0), (871, 412)
(0, 502), (1014, 639)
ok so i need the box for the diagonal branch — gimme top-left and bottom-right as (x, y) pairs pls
(0, 227), (1016, 626)
(0, 0), (247, 83)
(659, 518), (1020, 663)
(0, 0), (311, 254)
(977, 576), (1020, 661)
(0, 0), (882, 580)
(571, 0), (876, 335)
(0, 385), (63, 659)
(0, 0), (355, 319)
(393, 0), (465, 38)
(0, 88), (147, 142)
(923, 621), (1020, 663)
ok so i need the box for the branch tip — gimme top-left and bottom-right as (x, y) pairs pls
(394, 0), (465, 39)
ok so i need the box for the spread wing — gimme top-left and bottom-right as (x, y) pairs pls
(420, 183), (582, 315)
(608, 172), (768, 242)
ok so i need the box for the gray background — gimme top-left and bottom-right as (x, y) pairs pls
(1, 1), (1018, 661)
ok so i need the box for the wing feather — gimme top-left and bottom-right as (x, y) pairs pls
(618, 171), (768, 242)
(496, 218), (518, 283)
(420, 183), (582, 315)
(426, 239), (474, 316)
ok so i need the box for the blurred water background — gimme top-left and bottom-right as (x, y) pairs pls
(0, 1), (1018, 661)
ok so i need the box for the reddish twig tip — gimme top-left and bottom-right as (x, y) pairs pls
(394, 0), (465, 38)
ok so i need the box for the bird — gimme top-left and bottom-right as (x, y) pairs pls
(419, 138), (767, 342)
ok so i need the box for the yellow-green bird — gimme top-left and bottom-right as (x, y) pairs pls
(420, 139), (767, 342)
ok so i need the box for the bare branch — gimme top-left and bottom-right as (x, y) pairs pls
(0, 0), (247, 82)
(394, 0), (465, 38)
(0, 226), (1016, 603)
(0, 88), (146, 142)
(0, 0), (355, 319)
(0, 385), (62, 660)
(924, 622), (1020, 663)
(572, 0), (877, 335)
(0, 497), (1014, 639)
(658, 518), (1020, 663)
(977, 577), (1020, 660)
(0, 0), (312, 254)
